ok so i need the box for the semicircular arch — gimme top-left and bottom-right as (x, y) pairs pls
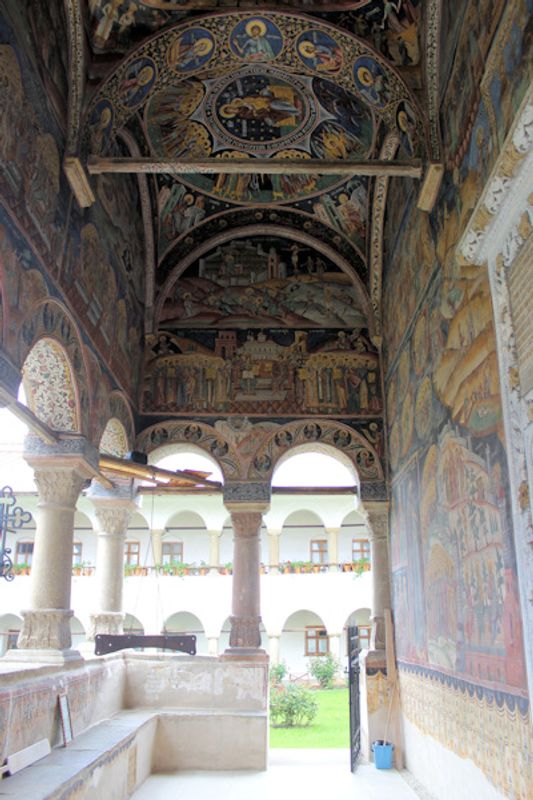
(136, 420), (241, 479)
(247, 419), (382, 485)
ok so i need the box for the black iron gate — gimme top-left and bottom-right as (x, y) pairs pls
(347, 625), (361, 771)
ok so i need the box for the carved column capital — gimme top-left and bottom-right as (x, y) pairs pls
(231, 511), (263, 538)
(32, 467), (87, 508)
(94, 503), (134, 536)
(364, 502), (389, 542)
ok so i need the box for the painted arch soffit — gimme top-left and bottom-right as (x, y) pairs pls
(85, 12), (427, 164)
(85, 2), (424, 71)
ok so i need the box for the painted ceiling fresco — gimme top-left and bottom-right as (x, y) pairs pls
(87, 11), (424, 303)
(159, 235), (369, 329)
(81, 6), (427, 432)
(86, 1), (422, 68)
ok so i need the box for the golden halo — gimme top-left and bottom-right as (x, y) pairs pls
(245, 18), (267, 37)
(338, 193), (349, 203)
(357, 66), (374, 87)
(138, 65), (154, 86)
(193, 37), (213, 56)
(99, 107), (112, 127)
(298, 40), (316, 57)
(183, 193), (194, 205)
(397, 110), (409, 132)
(219, 101), (241, 119)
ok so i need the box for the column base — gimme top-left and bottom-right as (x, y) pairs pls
(222, 648), (268, 662)
(17, 608), (74, 651)
(3, 647), (83, 666)
(88, 612), (125, 640)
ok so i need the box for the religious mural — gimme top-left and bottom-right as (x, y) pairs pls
(143, 327), (381, 417)
(0, 6), (145, 405)
(85, 2), (422, 69)
(160, 237), (368, 329)
(145, 67), (375, 205)
(383, 3), (532, 797)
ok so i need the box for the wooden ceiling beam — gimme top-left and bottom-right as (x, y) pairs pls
(88, 156), (423, 179)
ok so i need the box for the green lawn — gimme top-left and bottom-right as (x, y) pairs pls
(269, 687), (349, 748)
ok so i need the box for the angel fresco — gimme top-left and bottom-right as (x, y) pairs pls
(167, 28), (215, 72)
(229, 18), (283, 62)
(353, 56), (394, 108)
(118, 57), (156, 107)
(296, 31), (343, 74)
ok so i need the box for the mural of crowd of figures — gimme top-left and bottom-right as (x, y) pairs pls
(86, 1), (422, 67)
(143, 328), (381, 416)
(383, 0), (531, 700)
(159, 237), (367, 329)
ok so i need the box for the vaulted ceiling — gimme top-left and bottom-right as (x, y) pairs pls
(75, 1), (435, 355)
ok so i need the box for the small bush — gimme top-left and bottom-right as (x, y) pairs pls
(309, 652), (339, 689)
(269, 661), (288, 687)
(270, 684), (318, 728)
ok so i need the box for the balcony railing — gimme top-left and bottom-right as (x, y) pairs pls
(10, 561), (370, 578)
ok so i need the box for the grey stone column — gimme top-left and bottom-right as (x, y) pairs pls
(267, 528), (281, 573)
(223, 482), (270, 658)
(326, 526), (340, 571)
(89, 492), (136, 639)
(364, 502), (391, 651)
(208, 529), (222, 574)
(8, 436), (98, 664)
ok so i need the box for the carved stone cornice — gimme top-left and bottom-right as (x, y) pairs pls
(23, 433), (100, 470)
(457, 91), (533, 266)
(224, 481), (271, 512)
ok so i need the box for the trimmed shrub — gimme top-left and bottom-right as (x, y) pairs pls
(269, 661), (288, 687)
(309, 652), (339, 689)
(270, 684), (318, 728)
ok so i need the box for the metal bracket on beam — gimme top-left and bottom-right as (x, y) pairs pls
(95, 633), (197, 656)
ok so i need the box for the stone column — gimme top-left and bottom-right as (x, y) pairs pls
(208, 529), (221, 574)
(329, 633), (343, 665)
(208, 636), (218, 656)
(151, 529), (164, 566)
(326, 526), (340, 572)
(8, 436), (98, 664)
(223, 482), (270, 658)
(267, 528), (281, 573)
(365, 503), (391, 652)
(269, 634), (281, 665)
(89, 491), (136, 639)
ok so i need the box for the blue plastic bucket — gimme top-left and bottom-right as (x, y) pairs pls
(372, 741), (394, 769)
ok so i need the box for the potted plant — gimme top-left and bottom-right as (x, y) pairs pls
(13, 562), (31, 576)
(198, 561), (208, 576)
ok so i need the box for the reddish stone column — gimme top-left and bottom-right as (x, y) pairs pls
(223, 482), (270, 657)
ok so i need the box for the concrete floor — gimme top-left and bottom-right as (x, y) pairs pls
(132, 749), (423, 800)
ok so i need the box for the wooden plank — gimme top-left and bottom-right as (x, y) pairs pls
(64, 157), (95, 208)
(87, 156), (423, 179)
(417, 162), (444, 212)
(0, 739), (51, 776)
